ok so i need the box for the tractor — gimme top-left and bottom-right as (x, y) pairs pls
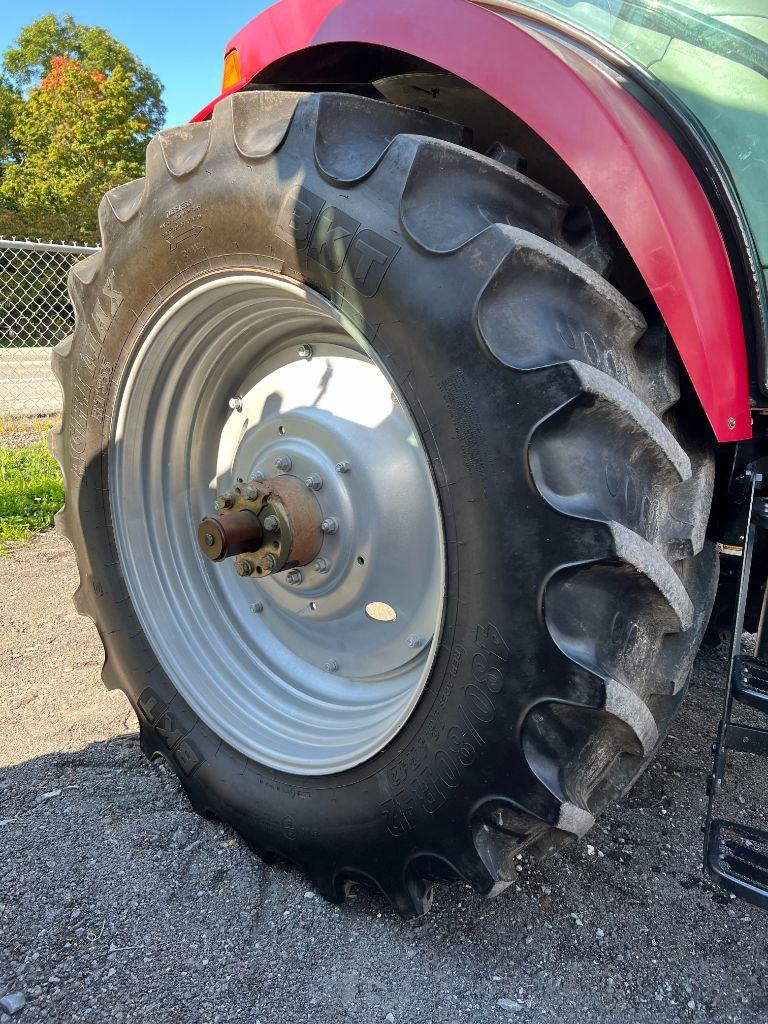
(51, 0), (768, 917)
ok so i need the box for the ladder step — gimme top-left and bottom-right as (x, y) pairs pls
(724, 723), (768, 757)
(734, 656), (768, 712)
(706, 820), (768, 909)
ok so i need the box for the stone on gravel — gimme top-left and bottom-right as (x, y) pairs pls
(0, 994), (25, 1015)
(497, 998), (524, 1013)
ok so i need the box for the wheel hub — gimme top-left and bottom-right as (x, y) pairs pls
(198, 474), (323, 579)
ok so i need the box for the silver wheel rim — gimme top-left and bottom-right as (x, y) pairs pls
(109, 273), (445, 775)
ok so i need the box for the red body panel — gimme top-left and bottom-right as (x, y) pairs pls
(193, 0), (751, 441)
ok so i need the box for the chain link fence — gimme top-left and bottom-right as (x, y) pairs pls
(0, 238), (99, 417)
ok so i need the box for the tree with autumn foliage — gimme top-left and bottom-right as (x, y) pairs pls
(0, 15), (165, 241)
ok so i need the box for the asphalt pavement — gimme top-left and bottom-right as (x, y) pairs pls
(0, 348), (61, 417)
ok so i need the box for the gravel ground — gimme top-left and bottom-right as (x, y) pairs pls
(0, 417), (57, 452)
(1, 532), (767, 1024)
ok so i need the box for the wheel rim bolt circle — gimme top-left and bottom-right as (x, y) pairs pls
(219, 351), (419, 663)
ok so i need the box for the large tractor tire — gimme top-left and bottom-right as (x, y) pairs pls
(52, 91), (718, 917)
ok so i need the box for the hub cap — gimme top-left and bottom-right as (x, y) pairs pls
(109, 273), (445, 774)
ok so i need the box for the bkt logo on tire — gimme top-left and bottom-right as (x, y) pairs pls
(278, 186), (399, 297)
(137, 688), (205, 777)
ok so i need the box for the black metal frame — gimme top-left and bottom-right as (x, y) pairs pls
(704, 461), (768, 908)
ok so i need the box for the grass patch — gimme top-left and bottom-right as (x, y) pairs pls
(0, 438), (63, 549)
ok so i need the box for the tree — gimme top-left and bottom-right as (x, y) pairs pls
(3, 14), (164, 137)
(0, 15), (164, 241)
(0, 74), (22, 165)
(0, 56), (148, 240)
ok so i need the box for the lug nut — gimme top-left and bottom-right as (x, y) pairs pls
(320, 516), (339, 535)
(244, 484), (260, 501)
(252, 471), (266, 482)
(215, 492), (234, 511)
(228, 395), (243, 412)
(263, 553), (277, 571)
(236, 558), (253, 577)
(335, 460), (350, 474)
(298, 344), (313, 360)
(286, 569), (303, 586)
(263, 515), (279, 532)
(305, 473), (323, 491)
(324, 660), (339, 673)
(251, 601), (263, 613)
(407, 634), (425, 649)
(274, 454), (293, 472)
(313, 558), (330, 573)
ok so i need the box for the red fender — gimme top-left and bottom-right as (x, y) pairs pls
(193, 0), (751, 441)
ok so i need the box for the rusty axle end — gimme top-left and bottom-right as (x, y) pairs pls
(198, 510), (263, 562)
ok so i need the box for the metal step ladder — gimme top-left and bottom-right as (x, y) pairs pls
(704, 464), (768, 908)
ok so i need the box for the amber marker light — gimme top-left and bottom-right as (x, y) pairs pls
(222, 49), (241, 91)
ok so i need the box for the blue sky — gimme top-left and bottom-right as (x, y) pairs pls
(0, 1), (273, 127)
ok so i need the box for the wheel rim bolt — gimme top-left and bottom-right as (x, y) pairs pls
(245, 485), (260, 501)
(252, 471), (266, 482)
(228, 395), (243, 412)
(298, 344), (313, 360)
(286, 569), (303, 586)
(264, 554), (277, 571)
(236, 558), (253, 577)
(334, 460), (350, 474)
(274, 454), (293, 472)
(324, 660), (339, 673)
(215, 492), (234, 511)
(263, 515), (279, 532)
(250, 601), (263, 613)
(320, 516), (339, 535)
(407, 634), (424, 649)
(313, 558), (330, 574)
(305, 473), (323, 491)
